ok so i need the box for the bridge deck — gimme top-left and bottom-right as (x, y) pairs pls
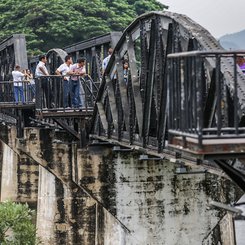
(169, 136), (245, 158)
(37, 107), (94, 118)
(0, 102), (35, 109)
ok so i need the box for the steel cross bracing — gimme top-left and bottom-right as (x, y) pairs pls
(29, 32), (122, 86)
(91, 11), (224, 150)
(0, 35), (29, 105)
(89, 11), (245, 190)
(0, 34), (28, 81)
(0, 11), (245, 190)
(0, 32), (121, 142)
(64, 32), (121, 84)
(0, 34), (30, 137)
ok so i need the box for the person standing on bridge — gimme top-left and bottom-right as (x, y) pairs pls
(123, 59), (129, 85)
(35, 55), (50, 108)
(69, 57), (86, 108)
(25, 69), (35, 102)
(55, 55), (73, 108)
(12, 65), (26, 104)
(237, 56), (245, 74)
(102, 48), (113, 73)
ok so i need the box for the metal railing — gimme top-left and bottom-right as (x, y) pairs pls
(167, 50), (245, 148)
(35, 75), (98, 112)
(0, 80), (35, 104)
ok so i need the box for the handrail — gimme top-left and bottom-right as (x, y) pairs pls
(167, 50), (245, 150)
(168, 50), (245, 58)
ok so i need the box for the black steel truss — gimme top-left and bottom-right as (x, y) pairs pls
(0, 34), (28, 81)
(1, 12), (245, 190)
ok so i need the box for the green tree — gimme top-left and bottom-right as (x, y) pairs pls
(0, 201), (38, 244)
(0, 0), (167, 54)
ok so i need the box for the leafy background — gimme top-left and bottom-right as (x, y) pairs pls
(0, 0), (167, 55)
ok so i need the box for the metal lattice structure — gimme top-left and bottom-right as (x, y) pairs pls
(87, 11), (245, 190)
(167, 50), (245, 157)
(0, 34), (28, 81)
(0, 11), (245, 189)
(0, 34), (32, 138)
(64, 32), (121, 83)
(29, 32), (122, 83)
(90, 12), (245, 152)
(0, 34), (29, 104)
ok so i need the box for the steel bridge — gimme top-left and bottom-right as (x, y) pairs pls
(0, 11), (245, 192)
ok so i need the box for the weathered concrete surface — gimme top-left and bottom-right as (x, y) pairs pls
(0, 124), (242, 245)
(235, 195), (245, 245)
(0, 141), (2, 196)
(203, 213), (236, 245)
(17, 127), (130, 245)
(16, 152), (39, 204)
(0, 140), (38, 203)
(76, 145), (242, 245)
(0, 125), (39, 204)
(96, 205), (129, 245)
(219, 213), (236, 245)
(0, 142), (18, 201)
(1, 143), (39, 207)
(36, 165), (57, 244)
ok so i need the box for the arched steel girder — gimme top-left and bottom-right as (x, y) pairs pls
(0, 34), (28, 81)
(90, 11), (245, 152)
(46, 48), (68, 74)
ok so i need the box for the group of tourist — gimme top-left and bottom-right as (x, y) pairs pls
(12, 54), (89, 107)
(12, 47), (130, 107)
(12, 50), (245, 106)
(34, 54), (88, 108)
(11, 66), (34, 104)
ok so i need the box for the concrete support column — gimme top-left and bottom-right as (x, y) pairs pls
(18, 128), (98, 244)
(36, 165), (57, 244)
(76, 145), (242, 245)
(0, 140), (38, 204)
(0, 142), (18, 201)
(36, 165), (72, 244)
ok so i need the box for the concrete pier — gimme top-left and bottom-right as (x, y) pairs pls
(0, 126), (243, 244)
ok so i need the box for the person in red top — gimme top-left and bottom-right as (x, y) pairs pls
(69, 57), (86, 108)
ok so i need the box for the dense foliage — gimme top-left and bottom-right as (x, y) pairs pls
(0, 0), (167, 54)
(0, 201), (37, 244)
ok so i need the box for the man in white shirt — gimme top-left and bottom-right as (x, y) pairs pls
(12, 65), (25, 104)
(35, 55), (49, 77)
(102, 48), (113, 73)
(35, 55), (50, 108)
(55, 55), (73, 108)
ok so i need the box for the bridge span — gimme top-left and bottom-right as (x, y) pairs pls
(0, 11), (245, 245)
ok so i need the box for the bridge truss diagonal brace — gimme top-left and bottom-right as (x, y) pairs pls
(105, 75), (118, 133)
(96, 102), (108, 133)
(142, 18), (157, 146)
(115, 53), (130, 131)
(127, 35), (143, 137)
(214, 160), (245, 192)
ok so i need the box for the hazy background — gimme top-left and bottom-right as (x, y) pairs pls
(160, 0), (244, 38)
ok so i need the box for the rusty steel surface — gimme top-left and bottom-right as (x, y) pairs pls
(0, 11), (245, 187)
(87, 11), (245, 188)
(90, 11), (245, 150)
(0, 34), (28, 81)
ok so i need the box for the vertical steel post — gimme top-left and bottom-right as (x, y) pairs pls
(215, 55), (222, 136)
(233, 54), (238, 135)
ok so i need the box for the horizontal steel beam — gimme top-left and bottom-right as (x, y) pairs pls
(64, 32), (121, 53)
